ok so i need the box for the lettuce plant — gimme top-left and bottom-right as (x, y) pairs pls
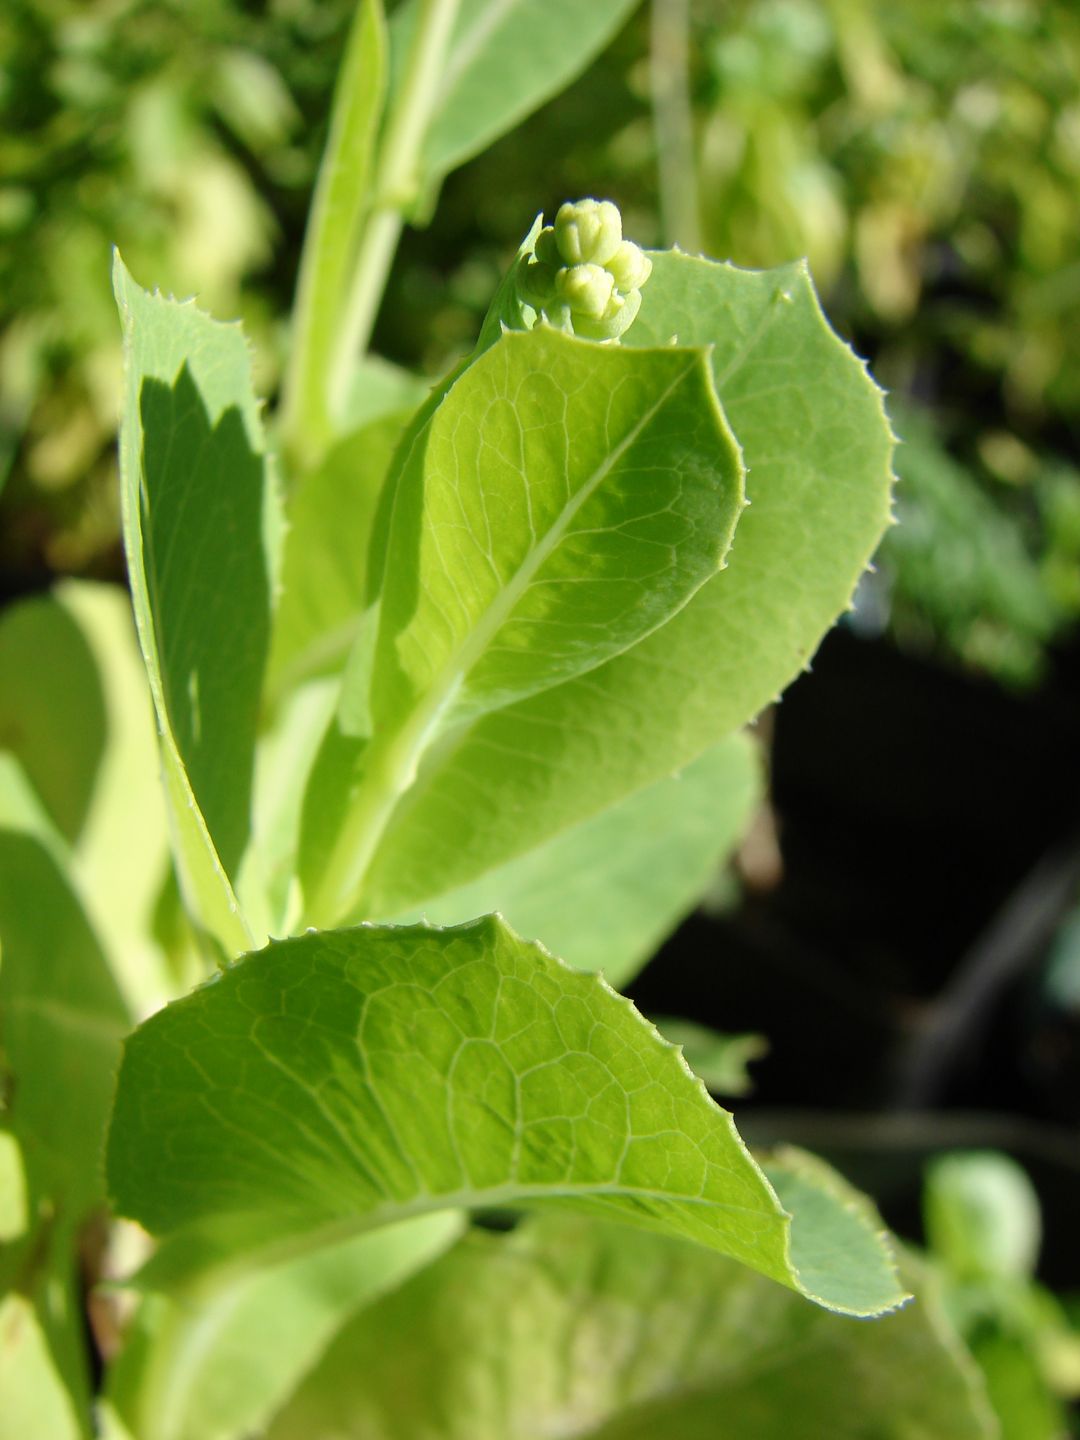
(0, 2), (1003, 1436)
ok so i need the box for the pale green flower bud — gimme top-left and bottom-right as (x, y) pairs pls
(502, 199), (651, 341)
(573, 286), (642, 341)
(554, 198), (623, 266)
(605, 240), (652, 293)
(555, 262), (615, 319)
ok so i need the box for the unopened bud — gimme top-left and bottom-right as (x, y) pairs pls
(573, 286), (643, 341)
(555, 262), (615, 319)
(606, 240), (652, 293)
(554, 198), (623, 267)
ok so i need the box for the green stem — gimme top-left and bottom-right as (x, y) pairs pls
(650, 0), (701, 252)
(329, 0), (462, 419)
(280, 0), (389, 473)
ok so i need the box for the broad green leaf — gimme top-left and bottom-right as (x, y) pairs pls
(0, 757), (128, 1212)
(281, 0), (388, 465)
(0, 581), (171, 1013)
(358, 255), (894, 918)
(0, 757), (130, 1437)
(266, 1216), (995, 1440)
(371, 327), (742, 727)
(389, 0), (641, 192)
(399, 733), (761, 988)
(59, 581), (172, 1015)
(114, 254), (281, 955)
(0, 591), (106, 843)
(107, 918), (904, 1316)
(105, 1213), (462, 1440)
(0, 1294), (85, 1440)
(304, 326), (744, 924)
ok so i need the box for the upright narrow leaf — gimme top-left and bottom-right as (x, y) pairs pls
(358, 256), (894, 918)
(268, 403), (425, 705)
(107, 918), (905, 1317)
(114, 255), (281, 954)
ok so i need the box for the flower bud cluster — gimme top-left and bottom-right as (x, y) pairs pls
(516, 199), (652, 341)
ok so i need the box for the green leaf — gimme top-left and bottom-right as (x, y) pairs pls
(0, 757), (130, 1438)
(651, 1019), (767, 1096)
(56, 581), (173, 1014)
(372, 327), (742, 727)
(0, 581), (172, 1013)
(304, 325), (744, 925)
(399, 732), (761, 988)
(266, 1217), (995, 1440)
(105, 1214), (462, 1440)
(268, 405), (424, 706)
(107, 918), (904, 1317)
(0, 1294), (86, 1440)
(0, 591), (106, 843)
(389, 0), (642, 193)
(281, 0), (388, 466)
(357, 254), (894, 919)
(114, 254), (282, 955)
(925, 1152), (1042, 1283)
(0, 757), (128, 1213)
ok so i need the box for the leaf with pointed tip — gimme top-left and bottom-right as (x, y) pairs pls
(302, 325), (744, 925)
(107, 918), (904, 1317)
(357, 255), (894, 920)
(114, 254), (281, 955)
(266, 1217), (993, 1440)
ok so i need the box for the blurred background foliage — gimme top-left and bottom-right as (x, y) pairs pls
(2, 0), (1080, 685)
(3, 4), (1080, 1432)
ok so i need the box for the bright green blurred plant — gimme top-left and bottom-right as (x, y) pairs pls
(925, 1151), (1080, 1440)
(6, 0), (1080, 691)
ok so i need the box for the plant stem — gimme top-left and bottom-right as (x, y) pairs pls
(329, 0), (462, 419)
(280, 0), (388, 473)
(650, 0), (701, 252)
